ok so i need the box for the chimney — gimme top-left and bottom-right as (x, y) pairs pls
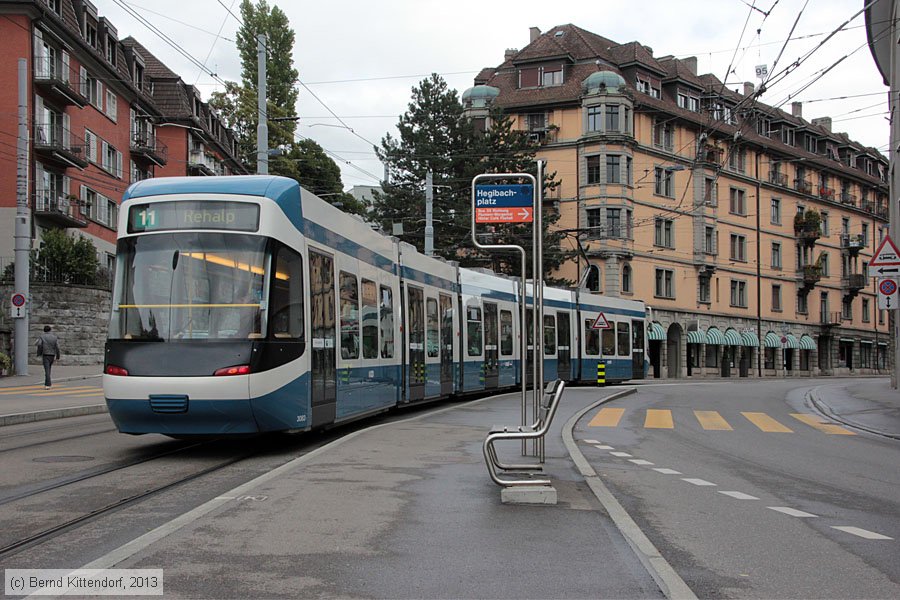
(812, 116), (832, 132)
(504, 48), (518, 61)
(743, 81), (755, 97)
(643, 45), (654, 56)
(529, 27), (541, 42)
(791, 101), (802, 118)
(682, 56), (697, 75)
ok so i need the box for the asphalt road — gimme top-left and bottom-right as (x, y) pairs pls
(575, 379), (900, 599)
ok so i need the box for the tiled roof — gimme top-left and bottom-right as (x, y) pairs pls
(121, 37), (179, 80)
(608, 42), (665, 74)
(658, 56), (704, 88)
(511, 24), (618, 64)
(484, 62), (624, 109)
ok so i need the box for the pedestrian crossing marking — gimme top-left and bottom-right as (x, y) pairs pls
(644, 409), (674, 429)
(588, 407), (625, 427)
(790, 413), (856, 435)
(694, 410), (733, 430)
(741, 412), (793, 432)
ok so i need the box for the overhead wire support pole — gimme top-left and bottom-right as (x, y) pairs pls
(256, 34), (268, 175)
(425, 170), (434, 256)
(14, 58), (29, 376)
(535, 159), (545, 461)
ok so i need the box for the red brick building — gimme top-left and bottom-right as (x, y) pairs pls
(0, 0), (245, 273)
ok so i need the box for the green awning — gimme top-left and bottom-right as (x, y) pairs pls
(840, 337), (856, 343)
(723, 328), (742, 345)
(686, 329), (706, 344)
(741, 331), (760, 346)
(648, 322), (666, 341)
(764, 331), (781, 348)
(784, 334), (799, 349)
(860, 339), (874, 345)
(877, 341), (888, 346)
(798, 335), (816, 350)
(706, 327), (725, 345)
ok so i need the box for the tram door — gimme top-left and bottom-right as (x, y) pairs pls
(309, 250), (336, 428)
(439, 294), (454, 395)
(483, 303), (499, 389)
(557, 312), (571, 381)
(631, 320), (646, 379)
(407, 286), (425, 401)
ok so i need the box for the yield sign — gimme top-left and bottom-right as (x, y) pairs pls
(591, 312), (611, 330)
(869, 234), (900, 266)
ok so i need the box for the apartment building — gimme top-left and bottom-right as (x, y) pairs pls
(464, 24), (889, 378)
(0, 0), (244, 273)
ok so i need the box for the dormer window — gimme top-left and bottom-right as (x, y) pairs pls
(133, 62), (144, 89)
(780, 127), (794, 146)
(84, 22), (97, 48)
(677, 92), (699, 112)
(47, 0), (61, 16)
(106, 36), (116, 64)
(541, 67), (563, 87)
(804, 134), (817, 154)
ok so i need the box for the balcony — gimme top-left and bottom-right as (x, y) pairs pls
(799, 264), (821, 292)
(818, 186), (835, 201)
(842, 273), (867, 299)
(821, 311), (842, 327)
(188, 150), (215, 176)
(33, 56), (87, 108)
(877, 206), (889, 220)
(130, 132), (168, 167)
(840, 191), (857, 206)
(769, 171), (787, 187)
(33, 123), (89, 169)
(794, 179), (812, 195)
(33, 189), (88, 228)
(840, 233), (865, 255)
(861, 200), (875, 213)
(698, 144), (723, 167)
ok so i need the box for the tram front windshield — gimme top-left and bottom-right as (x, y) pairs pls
(109, 233), (267, 341)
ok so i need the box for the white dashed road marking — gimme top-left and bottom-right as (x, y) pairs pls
(629, 459), (654, 465)
(584, 439), (601, 444)
(718, 491), (759, 500)
(609, 451), (633, 457)
(830, 526), (893, 540)
(682, 478), (716, 486)
(652, 468), (682, 475)
(593, 445), (615, 450)
(768, 506), (818, 518)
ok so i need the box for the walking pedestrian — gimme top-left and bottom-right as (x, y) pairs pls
(36, 325), (61, 389)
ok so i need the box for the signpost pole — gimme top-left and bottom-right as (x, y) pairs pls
(535, 160), (545, 461)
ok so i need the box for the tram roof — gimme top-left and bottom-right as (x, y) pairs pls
(123, 175), (298, 203)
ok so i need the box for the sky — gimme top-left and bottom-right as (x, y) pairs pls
(97, 0), (890, 190)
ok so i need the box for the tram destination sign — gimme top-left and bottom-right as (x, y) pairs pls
(128, 201), (260, 233)
(474, 184), (534, 224)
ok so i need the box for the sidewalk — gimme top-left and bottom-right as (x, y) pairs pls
(810, 377), (900, 439)
(0, 363), (104, 426)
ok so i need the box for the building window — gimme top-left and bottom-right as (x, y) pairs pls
(606, 155), (621, 184)
(587, 106), (601, 132)
(654, 167), (674, 197)
(704, 177), (717, 205)
(607, 208), (622, 238)
(586, 207), (602, 229)
(729, 188), (746, 215)
(772, 284), (782, 311)
(842, 217), (850, 235)
(106, 35), (116, 64)
(622, 264), (632, 293)
(820, 291), (830, 323)
(862, 223), (869, 245)
(704, 226), (716, 254)
(655, 269), (674, 298)
(771, 197), (781, 224)
(771, 242), (782, 269)
(541, 68), (563, 86)
(105, 90), (117, 122)
(586, 155), (601, 184)
(879, 308), (885, 325)
(798, 292), (809, 314)
(821, 211), (829, 235)
(862, 298), (870, 322)
(654, 218), (674, 248)
(653, 119), (674, 151)
(626, 156), (633, 185)
(820, 251), (829, 276)
(730, 280), (747, 307)
(699, 278), (711, 303)
(133, 62), (144, 89)
(730, 234), (746, 262)
(728, 146), (746, 172)
(842, 298), (853, 320)
(605, 105), (620, 131)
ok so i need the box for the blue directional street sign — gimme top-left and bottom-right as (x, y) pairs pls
(474, 184), (533, 207)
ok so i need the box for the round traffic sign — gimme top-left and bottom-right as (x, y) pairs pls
(11, 293), (26, 307)
(879, 279), (897, 295)
(780, 336), (787, 344)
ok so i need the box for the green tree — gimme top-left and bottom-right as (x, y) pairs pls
(371, 74), (571, 282)
(271, 140), (366, 214)
(34, 228), (100, 285)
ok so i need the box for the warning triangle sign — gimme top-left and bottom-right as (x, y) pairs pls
(591, 312), (611, 330)
(870, 234), (900, 266)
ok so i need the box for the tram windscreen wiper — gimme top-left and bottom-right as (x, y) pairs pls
(172, 249), (180, 270)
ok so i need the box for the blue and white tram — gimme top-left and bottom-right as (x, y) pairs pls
(103, 175), (646, 436)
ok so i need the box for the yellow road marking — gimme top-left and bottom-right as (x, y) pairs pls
(0, 385), (56, 394)
(69, 392), (105, 397)
(742, 412), (793, 432)
(791, 413), (856, 435)
(694, 410), (733, 430)
(29, 387), (101, 397)
(589, 407), (625, 427)
(645, 409), (674, 429)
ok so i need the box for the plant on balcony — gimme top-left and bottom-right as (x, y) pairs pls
(793, 211), (805, 232)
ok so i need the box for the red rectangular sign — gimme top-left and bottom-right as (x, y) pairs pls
(475, 207), (534, 224)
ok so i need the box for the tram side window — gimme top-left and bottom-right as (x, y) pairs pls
(426, 298), (439, 358)
(602, 327), (615, 356)
(380, 285), (394, 358)
(544, 315), (556, 355)
(500, 310), (513, 356)
(269, 246), (304, 341)
(361, 279), (378, 359)
(617, 322), (630, 356)
(467, 305), (483, 356)
(339, 272), (359, 359)
(584, 319), (600, 356)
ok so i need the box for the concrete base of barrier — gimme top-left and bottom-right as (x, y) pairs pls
(500, 484), (558, 505)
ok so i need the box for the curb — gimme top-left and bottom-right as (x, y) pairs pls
(0, 404), (108, 427)
(562, 387), (697, 600)
(807, 387), (900, 441)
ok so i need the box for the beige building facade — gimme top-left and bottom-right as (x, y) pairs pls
(465, 24), (890, 379)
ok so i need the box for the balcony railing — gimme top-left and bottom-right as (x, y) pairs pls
(769, 171), (787, 186)
(33, 56), (86, 107)
(861, 200), (875, 213)
(188, 150), (216, 176)
(842, 273), (867, 292)
(818, 186), (835, 201)
(33, 189), (88, 228)
(130, 132), (168, 166)
(33, 123), (89, 169)
(794, 179), (812, 195)
(840, 191), (857, 206)
(840, 233), (865, 253)
(821, 311), (842, 326)
(800, 264), (822, 288)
